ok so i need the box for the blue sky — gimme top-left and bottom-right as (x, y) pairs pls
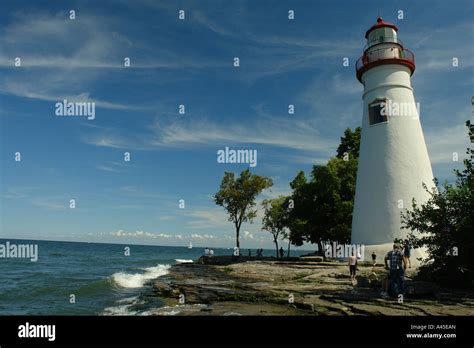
(0, 0), (472, 248)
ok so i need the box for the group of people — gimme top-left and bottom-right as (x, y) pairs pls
(204, 247), (214, 256)
(247, 248), (286, 258)
(348, 240), (412, 298)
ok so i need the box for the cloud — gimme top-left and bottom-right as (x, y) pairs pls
(3, 188), (28, 200)
(192, 10), (236, 37)
(243, 231), (254, 240)
(110, 229), (183, 240)
(425, 123), (471, 165)
(3, 188), (67, 211)
(96, 161), (133, 173)
(187, 208), (231, 229)
(190, 233), (216, 240)
(0, 12), (170, 110)
(29, 198), (65, 211)
(149, 117), (333, 152)
(407, 22), (474, 74)
(96, 165), (120, 173)
(109, 229), (223, 242)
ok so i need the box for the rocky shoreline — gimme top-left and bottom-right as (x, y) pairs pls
(149, 257), (474, 316)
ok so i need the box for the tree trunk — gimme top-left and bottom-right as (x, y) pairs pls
(236, 225), (240, 250)
(274, 239), (279, 257)
(317, 240), (323, 256)
(287, 239), (291, 257)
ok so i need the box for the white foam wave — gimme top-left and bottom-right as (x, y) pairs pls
(103, 296), (145, 316)
(112, 264), (170, 288)
(175, 259), (193, 263)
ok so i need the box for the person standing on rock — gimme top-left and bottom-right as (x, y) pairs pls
(384, 243), (407, 296)
(348, 251), (357, 282)
(371, 251), (377, 266)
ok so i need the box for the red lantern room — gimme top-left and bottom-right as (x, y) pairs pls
(356, 17), (415, 82)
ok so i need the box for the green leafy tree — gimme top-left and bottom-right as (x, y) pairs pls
(286, 127), (360, 253)
(262, 196), (289, 257)
(401, 121), (474, 287)
(214, 169), (273, 249)
(281, 196), (295, 257)
(337, 127), (361, 158)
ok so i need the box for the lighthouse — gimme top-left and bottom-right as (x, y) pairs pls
(351, 17), (434, 260)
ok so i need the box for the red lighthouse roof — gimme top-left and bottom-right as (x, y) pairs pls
(365, 17), (398, 38)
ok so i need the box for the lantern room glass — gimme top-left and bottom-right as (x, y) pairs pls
(367, 28), (398, 48)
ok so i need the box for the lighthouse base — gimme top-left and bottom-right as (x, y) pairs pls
(362, 243), (427, 268)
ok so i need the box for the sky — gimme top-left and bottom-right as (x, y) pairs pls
(0, 0), (472, 248)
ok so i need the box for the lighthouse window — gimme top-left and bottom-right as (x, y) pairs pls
(369, 99), (388, 125)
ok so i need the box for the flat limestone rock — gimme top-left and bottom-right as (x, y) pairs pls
(150, 260), (474, 316)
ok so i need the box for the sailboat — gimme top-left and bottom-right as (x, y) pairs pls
(188, 241), (193, 249)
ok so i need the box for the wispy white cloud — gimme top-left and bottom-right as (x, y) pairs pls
(186, 208), (231, 229)
(407, 22), (474, 74)
(29, 198), (65, 211)
(425, 122), (471, 165)
(96, 165), (120, 173)
(110, 229), (183, 240)
(96, 161), (134, 173)
(3, 188), (28, 200)
(0, 12), (176, 110)
(109, 229), (229, 242)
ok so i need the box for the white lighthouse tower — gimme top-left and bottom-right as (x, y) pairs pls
(351, 17), (434, 261)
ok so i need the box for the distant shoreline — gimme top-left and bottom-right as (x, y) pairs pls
(0, 238), (314, 251)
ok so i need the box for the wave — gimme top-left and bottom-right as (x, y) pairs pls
(102, 296), (144, 316)
(175, 259), (193, 263)
(111, 264), (170, 289)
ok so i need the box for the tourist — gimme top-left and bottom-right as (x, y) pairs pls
(384, 243), (408, 297)
(204, 247), (210, 256)
(371, 251), (377, 266)
(209, 249), (214, 256)
(348, 251), (357, 282)
(279, 247), (284, 258)
(403, 240), (411, 268)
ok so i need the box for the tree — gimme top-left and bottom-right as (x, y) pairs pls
(285, 127), (360, 254)
(262, 196), (289, 257)
(214, 169), (273, 249)
(337, 127), (361, 159)
(281, 197), (294, 257)
(401, 121), (474, 287)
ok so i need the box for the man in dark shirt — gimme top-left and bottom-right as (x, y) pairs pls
(371, 251), (377, 266)
(384, 243), (407, 296)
